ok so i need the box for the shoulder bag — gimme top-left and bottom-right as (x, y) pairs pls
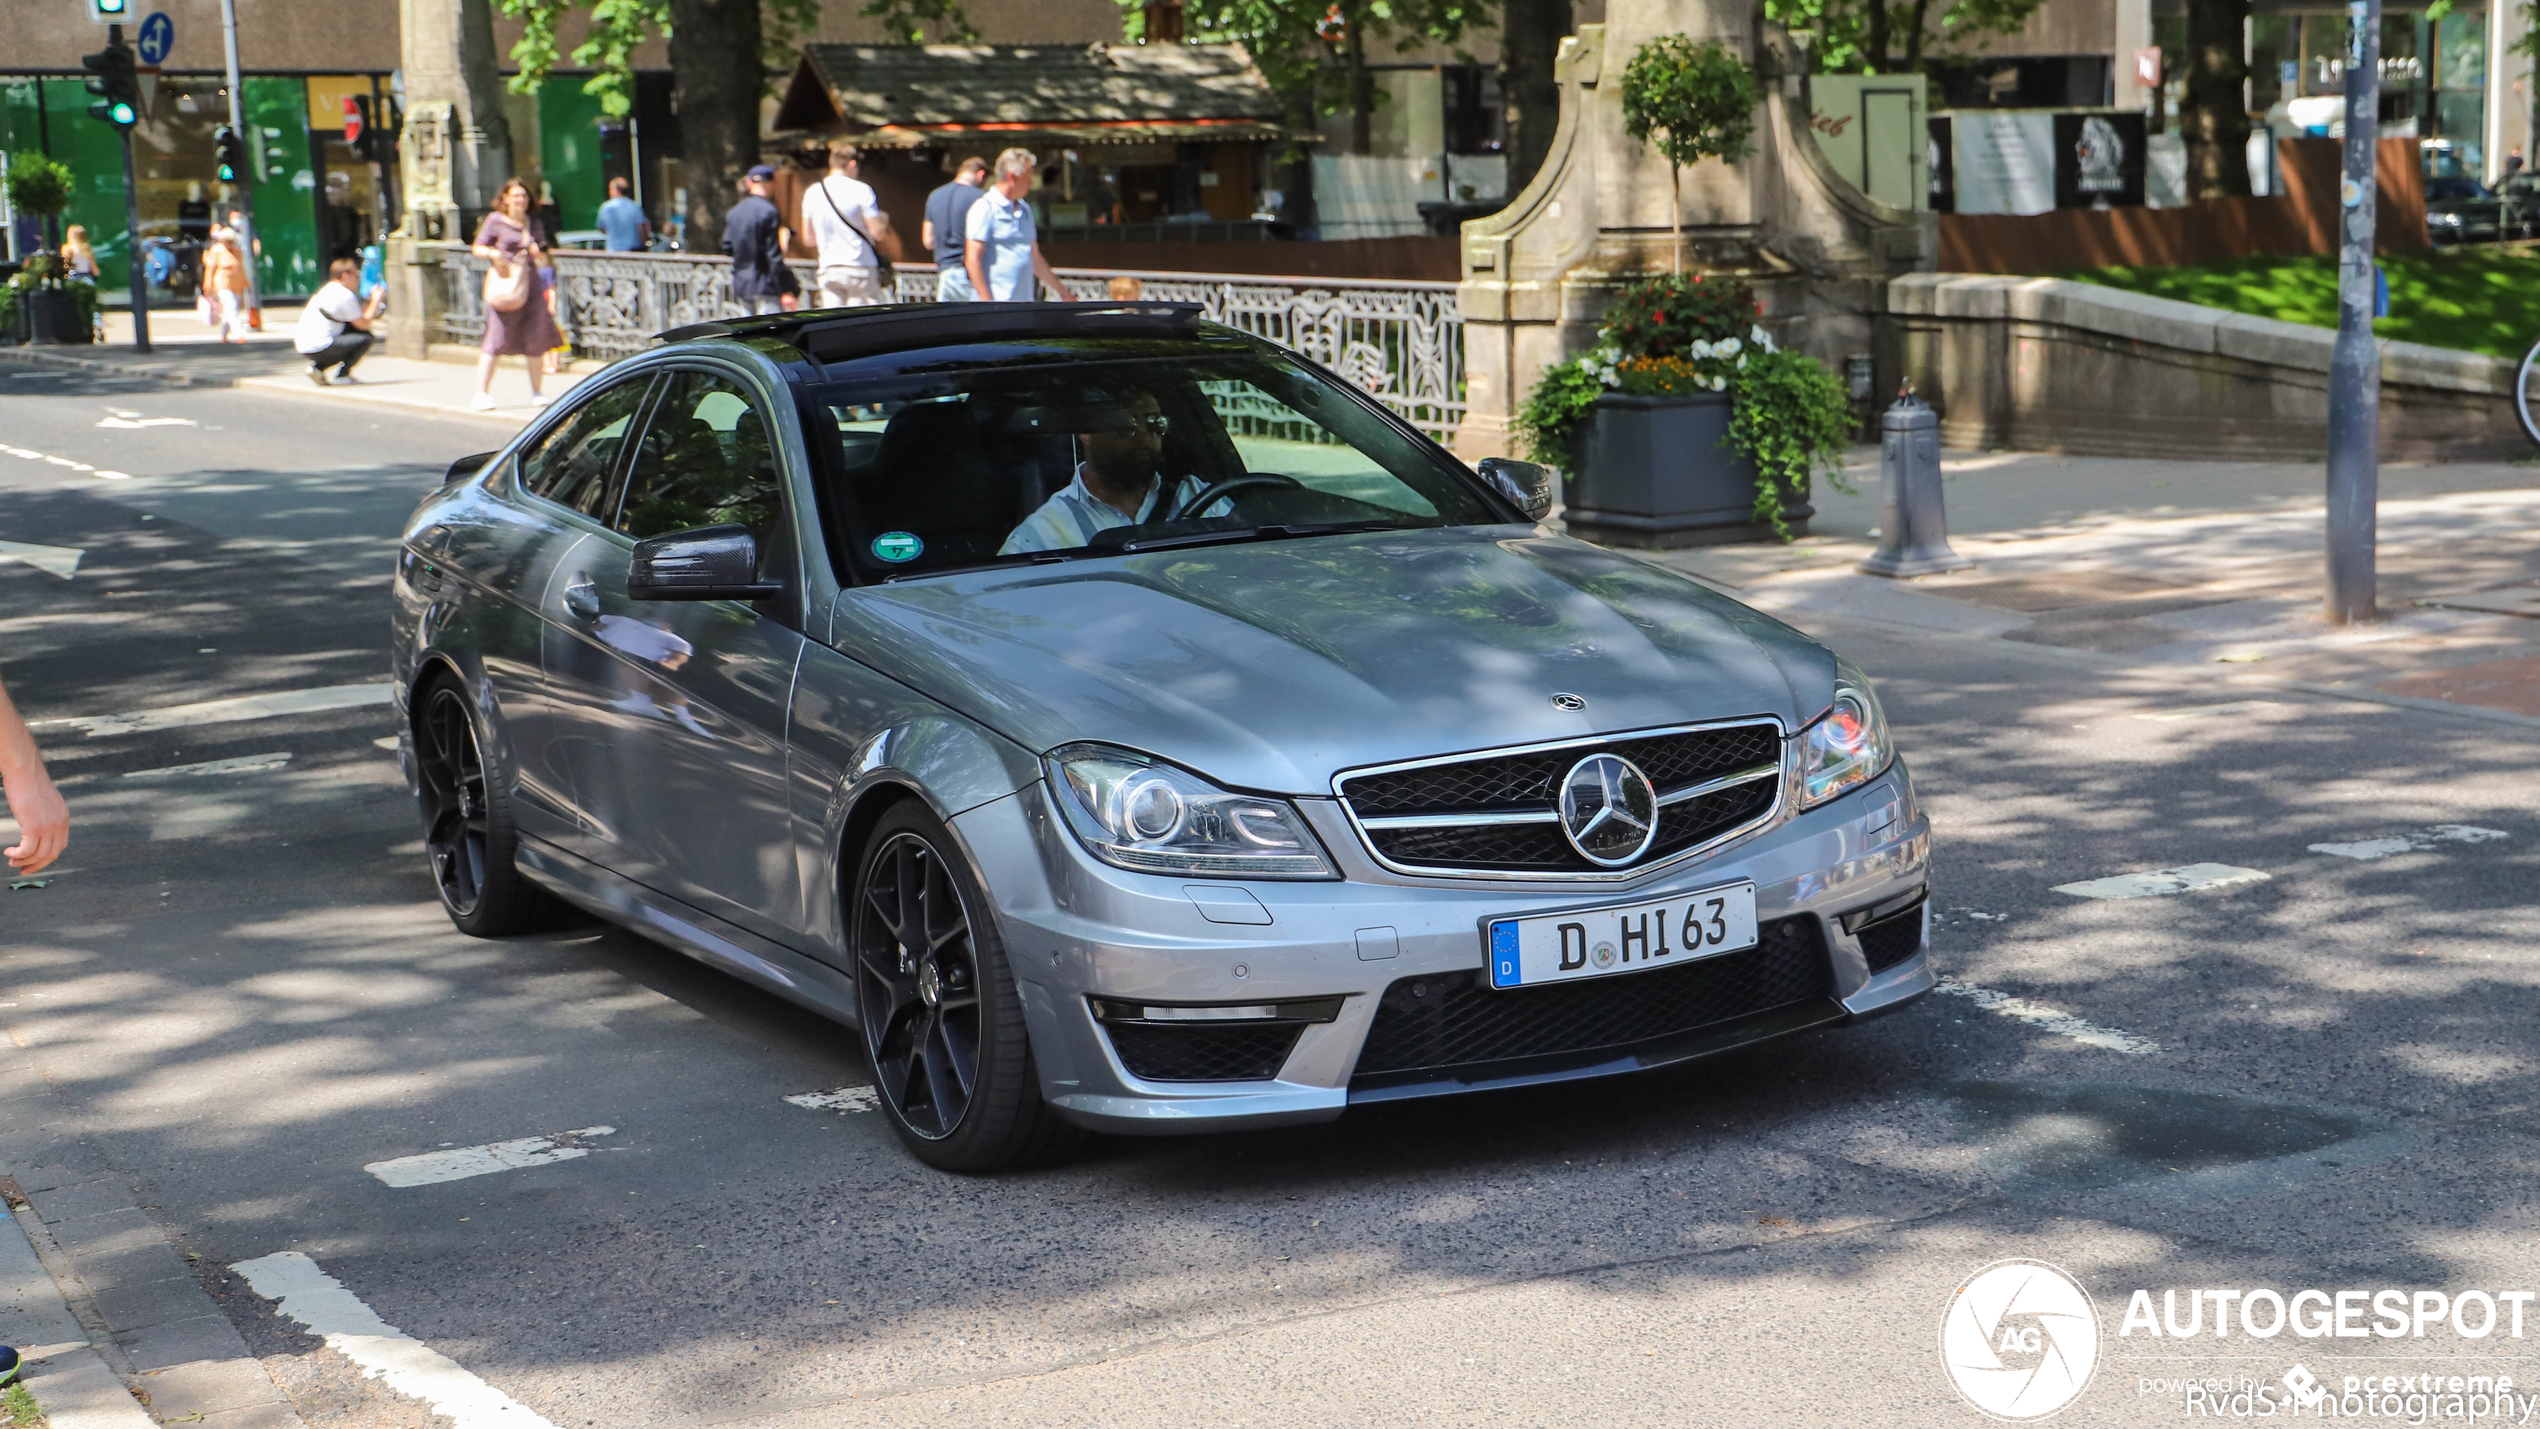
(482, 225), (533, 313)
(817, 180), (903, 267)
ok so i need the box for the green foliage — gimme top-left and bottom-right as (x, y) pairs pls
(1729, 347), (1856, 536)
(1515, 273), (1858, 540)
(1620, 35), (1759, 171)
(5, 152), (73, 220)
(1764, 0), (2052, 74)
(2, 1379), (42, 1429)
(499, 0), (827, 112)
(861, 0), (978, 43)
(1599, 272), (1762, 359)
(1113, 0), (1487, 146)
(2070, 251), (2540, 361)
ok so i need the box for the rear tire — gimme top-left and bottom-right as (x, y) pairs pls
(850, 801), (1078, 1173)
(2519, 338), (2540, 451)
(412, 675), (549, 937)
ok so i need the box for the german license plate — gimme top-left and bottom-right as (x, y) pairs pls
(1485, 882), (1759, 990)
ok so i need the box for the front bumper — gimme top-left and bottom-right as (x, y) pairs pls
(953, 761), (1933, 1136)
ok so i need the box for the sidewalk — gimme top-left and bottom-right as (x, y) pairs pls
(3, 311), (592, 427)
(1647, 446), (2540, 723)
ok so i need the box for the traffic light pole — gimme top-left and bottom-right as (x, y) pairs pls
(2324, 0), (2381, 625)
(119, 120), (149, 352)
(217, 0), (261, 324)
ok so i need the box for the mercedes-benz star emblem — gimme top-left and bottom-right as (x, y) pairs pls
(1557, 753), (1659, 867)
(1550, 692), (1587, 712)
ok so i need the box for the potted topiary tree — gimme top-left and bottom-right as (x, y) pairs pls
(4, 153), (85, 345)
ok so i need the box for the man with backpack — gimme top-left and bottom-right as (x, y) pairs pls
(801, 144), (899, 308)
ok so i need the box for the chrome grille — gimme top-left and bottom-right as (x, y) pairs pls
(1334, 721), (1786, 879)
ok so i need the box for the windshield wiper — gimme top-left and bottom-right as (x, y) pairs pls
(1117, 521), (1403, 555)
(879, 551), (1076, 582)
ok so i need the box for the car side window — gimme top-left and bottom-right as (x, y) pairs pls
(516, 376), (655, 521)
(618, 370), (785, 553)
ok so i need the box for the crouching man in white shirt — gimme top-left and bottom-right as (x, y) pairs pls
(294, 257), (386, 386)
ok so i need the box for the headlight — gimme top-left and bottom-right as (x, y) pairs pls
(2432, 212), (2463, 225)
(1797, 668), (1894, 808)
(1046, 744), (1335, 880)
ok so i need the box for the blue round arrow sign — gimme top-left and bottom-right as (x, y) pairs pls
(135, 12), (174, 65)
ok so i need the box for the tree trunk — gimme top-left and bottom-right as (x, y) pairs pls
(1865, 0), (1891, 73)
(455, 0), (514, 214)
(1500, 0), (1572, 195)
(1343, 9), (1373, 156)
(667, 0), (765, 253)
(1902, 0), (1935, 70)
(2182, 0), (2253, 198)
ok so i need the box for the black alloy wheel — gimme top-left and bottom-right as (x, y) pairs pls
(413, 677), (546, 936)
(850, 802), (1076, 1172)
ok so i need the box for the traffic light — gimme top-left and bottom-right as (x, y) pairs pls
(82, 36), (138, 128)
(214, 124), (249, 183)
(86, 0), (133, 20)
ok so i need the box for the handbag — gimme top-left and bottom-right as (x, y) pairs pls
(483, 257), (531, 313)
(195, 293), (216, 327)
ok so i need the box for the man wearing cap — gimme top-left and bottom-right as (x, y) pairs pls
(722, 165), (789, 316)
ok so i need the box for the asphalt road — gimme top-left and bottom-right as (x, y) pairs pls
(4, 362), (2538, 1428)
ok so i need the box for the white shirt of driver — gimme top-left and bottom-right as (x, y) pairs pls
(293, 281), (364, 354)
(1002, 465), (1227, 555)
(803, 174), (883, 270)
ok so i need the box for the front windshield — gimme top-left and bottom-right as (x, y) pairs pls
(811, 347), (1503, 579)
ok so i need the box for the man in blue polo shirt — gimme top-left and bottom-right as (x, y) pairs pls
(597, 177), (648, 251)
(963, 149), (1075, 303)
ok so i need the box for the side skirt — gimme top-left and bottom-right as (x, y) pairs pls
(515, 836), (862, 1031)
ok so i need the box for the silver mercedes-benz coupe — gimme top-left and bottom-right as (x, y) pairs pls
(392, 303), (1932, 1171)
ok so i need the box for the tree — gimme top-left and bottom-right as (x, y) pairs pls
(1619, 34), (1758, 271)
(1114, 0), (1489, 156)
(1761, 0), (2052, 74)
(1500, 0), (1570, 195)
(4, 151), (73, 249)
(499, 0), (822, 248)
(2180, 0), (2252, 197)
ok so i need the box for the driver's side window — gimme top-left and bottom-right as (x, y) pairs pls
(618, 370), (786, 554)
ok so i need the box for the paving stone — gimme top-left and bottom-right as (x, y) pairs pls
(26, 1176), (137, 1229)
(121, 1310), (255, 1372)
(136, 1356), (292, 1418)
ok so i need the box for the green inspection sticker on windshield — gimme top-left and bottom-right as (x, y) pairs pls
(872, 531), (925, 563)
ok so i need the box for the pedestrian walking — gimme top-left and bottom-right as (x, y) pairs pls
(597, 176), (649, 252)
(58, 225), (98, 283)
(922, 156), (988, 301)
(0, 669), (69, 878)
(200, 221), (251, 343)
(723, 166), (791, 316)
(964, 149), (1073, 304)
(470, 178), (558, 411)
(802, 144), (899, 309)
(293, 256), (385, 386)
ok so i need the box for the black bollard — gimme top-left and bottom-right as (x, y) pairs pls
(1857, 386), (1972, 579)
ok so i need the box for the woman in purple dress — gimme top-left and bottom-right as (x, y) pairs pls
(470, 178), (560, 411)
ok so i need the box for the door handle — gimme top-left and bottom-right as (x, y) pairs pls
(562, 575), (601, 621)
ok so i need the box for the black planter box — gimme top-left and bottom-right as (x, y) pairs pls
(23, 288), (88, 345)
(1563, 391), (1811, 548)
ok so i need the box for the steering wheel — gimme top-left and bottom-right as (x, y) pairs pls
(1169, 473), (1301, 522)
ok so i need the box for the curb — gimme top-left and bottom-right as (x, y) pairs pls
(0, 346), (554, 429)
(0, 1045), (307, 1429)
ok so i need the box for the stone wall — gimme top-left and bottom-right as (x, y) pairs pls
(1889, 273), (2524, 464)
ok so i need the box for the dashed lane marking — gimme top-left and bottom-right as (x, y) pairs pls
(363, 1127), (614, 1188)
(2052, 863), (2271, 900)
(231, 1251), (561, 1429)
(29, 682), (392, 738)
(785, 1086), (881, 1114)
(2310, 825), (2509, 860)
(1934, 978), (2160, 1055)
(0, 540), (83, 579)
(3, 441), (130, 478)
(120, 752), (293, 779)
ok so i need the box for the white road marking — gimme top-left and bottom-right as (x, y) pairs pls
(2052, 863), (2271, 899)
(120, 752), (293, 779)
(364, 1127), (614, 1188)
(2310, 824), (2509, 860)
(29, 682), (392, 738)
(372, 735), (401, 751)
(231, 1251), (560, 1429)
(0, 539), (84, 579)
(98, 410), (196, 428)
(785, 1086), (881, 1114)
(90, 469), (133, 481)
(2135, 700), (2284, 721)
(1935, 978), (2160, 1055)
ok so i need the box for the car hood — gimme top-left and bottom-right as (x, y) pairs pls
(826, 526), (1837, 795)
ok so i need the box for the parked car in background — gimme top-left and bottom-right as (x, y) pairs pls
(389, 303), (1934, 1173)
(2425, 175), (2512, 244)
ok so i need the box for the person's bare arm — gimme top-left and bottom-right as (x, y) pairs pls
(1030, 244), (1074, 301)
(0, 674), (68, 876)
(965, 238), (990, 300)
(920, 217), (936, 253)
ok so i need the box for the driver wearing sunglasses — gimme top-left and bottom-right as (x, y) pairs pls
(1000, 389), (1231, 554)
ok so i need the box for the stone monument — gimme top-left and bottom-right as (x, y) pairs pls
(386, 0), (516, 358)
(1453, 5), (1935, 459)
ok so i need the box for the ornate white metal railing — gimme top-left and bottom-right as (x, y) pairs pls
(425, 245), (1465, 445)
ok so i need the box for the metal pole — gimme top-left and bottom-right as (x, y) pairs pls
(217, 0), (262, 324)
(119, 123), (150, 352)
(2325, 0), (2381, 624)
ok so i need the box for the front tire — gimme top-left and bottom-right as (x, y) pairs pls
(413, 676), (548, 937)
(850, 802), (1076, 1172)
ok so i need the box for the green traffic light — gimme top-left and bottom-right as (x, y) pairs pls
(110, 102), (135, 125)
